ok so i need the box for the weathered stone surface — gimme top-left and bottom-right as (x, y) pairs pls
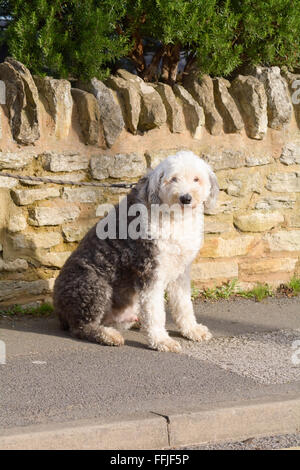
(155, 83), (185, 133)
(279, 143), (300, 165)
(204, 217), (232, 234)
(116, 69), (167, 131)
(0, 152), (34, 169)
(0, 258), (28, 272)
(10, 231), (61, 250)
(0, 176), (18, 188)
(0, 279), (54, 301)
(213, 78), (244, 133)
(11, 173), (83, 186)
(206, 191), (242, 215)
(42, 152), (89, 172)
(245, 155), (273, 166)
(20, 178), (43, 186)
(283, 70), (300, 129)
(218, 235), (256, 258)
(11, 187), (60, 206)
(202, 150), (245, 171)
(110, 154), (146, 179)
(28, 205), (80, 226)
(0, 58), (40, 144)
(204, 221), (232, 234)
(46, 173), (86, 183)
(263, 230), (300, 251)
(253, 66), (292, 130)
(62, 187), (103, 203)
(90, 155), (110, 180)
(107, 75), (141, 134)
(266, 172), (300, 192)
(71, 88), (101, 145)
(7, 213), (27, 233)
(78, 78), (124, 147)
(173, 84), (204, 139)
(239, 257), (297, 275)
(230, 75), (268, 139)
(34, 76), (72, 139)
(200, 234), (255, 257)
(184, 73), (222, 135)
(225, 172), (263, 197)
(35, 250), (71, 268)
(288, 213), (300, 228)
(255, 195), (296, 210)
(234, 211), (284, 232)
(62, 219), (97, 242)
(138, 82), (167, 130)
(144, 148), (186, 169)
(192, 260), (238, 280)
(115, 69), (140, 81)
(138, 87), (166, 130)
(91, 153), (146, 180)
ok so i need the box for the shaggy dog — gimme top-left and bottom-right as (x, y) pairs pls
(54, 151), (219, 352)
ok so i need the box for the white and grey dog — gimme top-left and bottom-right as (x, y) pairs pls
(54, 151), (219, 352)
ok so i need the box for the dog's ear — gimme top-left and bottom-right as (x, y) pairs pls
(204, 169), (219, 213)
(145, 167), (165, 204)
(134, 175), (149, 203)
(133, 167), (164, 205)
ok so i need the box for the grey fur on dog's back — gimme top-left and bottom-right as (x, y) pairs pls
(53, 179), (158, 337)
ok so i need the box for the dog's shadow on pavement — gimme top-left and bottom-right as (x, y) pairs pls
(0, 314), (69, 338)
(0, 311), (187, 352)
(0, 314), (153, 351)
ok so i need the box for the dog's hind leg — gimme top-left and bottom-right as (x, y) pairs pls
(70, 321), (125, 346)
(55, 266), (125, 346)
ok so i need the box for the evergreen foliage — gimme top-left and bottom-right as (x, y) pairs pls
(1, 0), (129, 79)
(1, 0), (299, 82)
(231, 0), (300, 71)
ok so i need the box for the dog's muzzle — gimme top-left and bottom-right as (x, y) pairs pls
(179, 193), (192, 205)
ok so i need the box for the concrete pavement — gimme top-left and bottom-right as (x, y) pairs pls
(0, 297), (299, 449)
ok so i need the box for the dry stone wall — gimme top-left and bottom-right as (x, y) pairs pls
(0, 58), (299, 306)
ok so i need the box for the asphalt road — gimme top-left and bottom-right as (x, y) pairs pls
(0, 297), (299, 430)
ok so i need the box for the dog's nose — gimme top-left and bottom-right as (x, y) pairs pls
(180, 193), (192, 205)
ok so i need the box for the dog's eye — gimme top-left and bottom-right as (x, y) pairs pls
(194, 177), (200, 182)
(171, 177), (178, 183)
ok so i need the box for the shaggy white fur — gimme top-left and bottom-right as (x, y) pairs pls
(139, 150), (219, 352)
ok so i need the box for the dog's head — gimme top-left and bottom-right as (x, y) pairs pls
(141, 151), (219, 211)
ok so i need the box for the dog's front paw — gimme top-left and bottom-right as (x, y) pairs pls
(182, 324), (212, 342)
(153, 337), (182, 353)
